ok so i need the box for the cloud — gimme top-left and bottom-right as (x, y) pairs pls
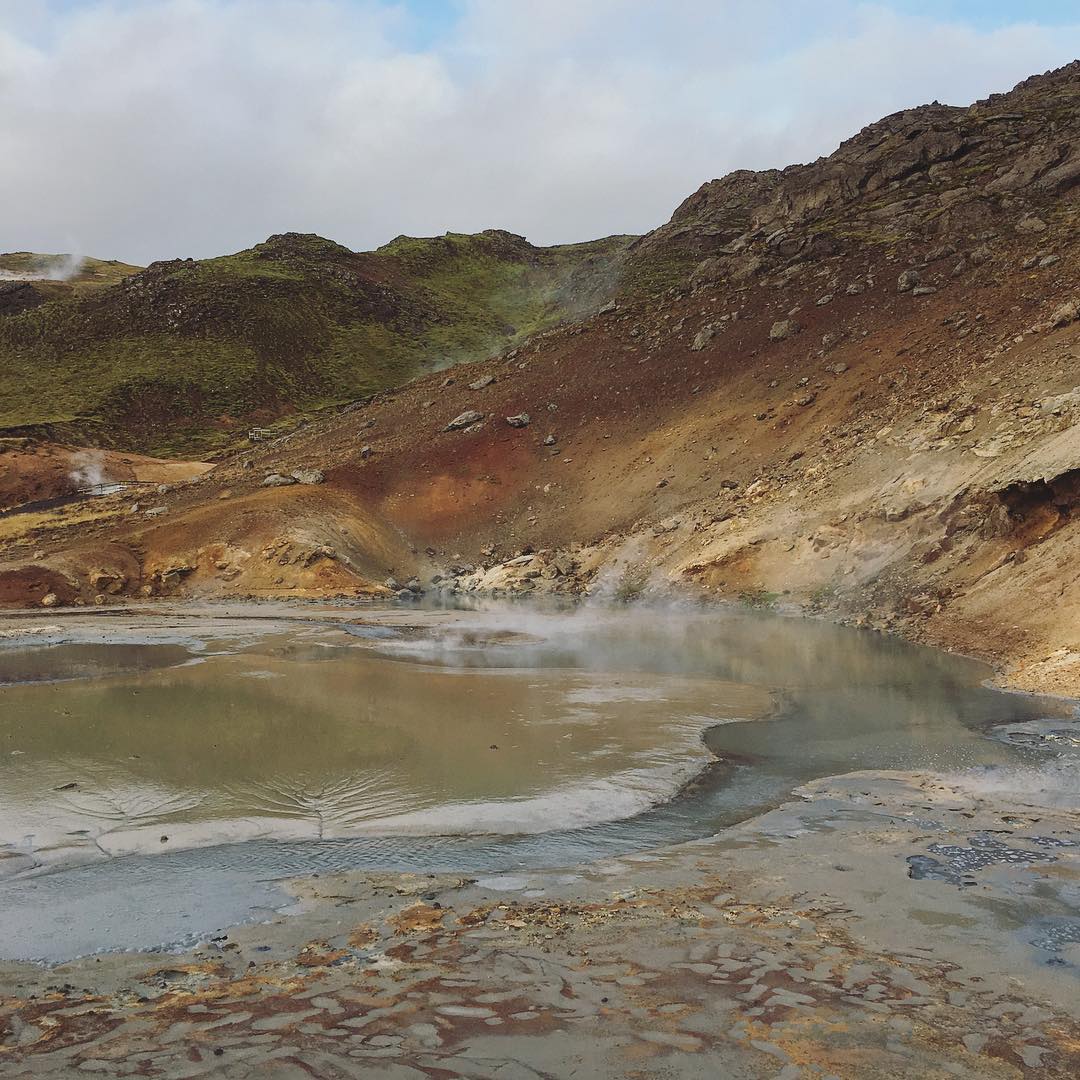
(1, 0), (1078, 263)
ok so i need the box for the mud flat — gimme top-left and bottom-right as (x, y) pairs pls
(0, 603), (1078, 1077)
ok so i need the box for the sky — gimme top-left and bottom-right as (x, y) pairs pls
(2, 1), (1080, 264)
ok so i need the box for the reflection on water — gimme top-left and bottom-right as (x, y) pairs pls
(1, 606), (1067, 869)
(0, 642), (193, 686)
(1, 615), (774, 867)
(0, 604), (1073, 960)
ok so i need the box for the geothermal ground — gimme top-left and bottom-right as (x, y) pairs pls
(2, 62), (1080, 1078)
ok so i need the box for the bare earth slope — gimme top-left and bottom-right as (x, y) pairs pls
(5, 63), (1080, 693)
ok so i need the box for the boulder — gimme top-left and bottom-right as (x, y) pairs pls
(769, 319), (801, 341)
(897, 269), (921, 292)
(1050, 300), (1079, 328)
(1015, 214), (1048, 233)
(291, 469), (324, 485)
(446, 410), (484, 431)
(159, 565), (195, 588)
(89, 570), (125, 595)
(262, 473), (297, 487)
(506, 413), (530, 428)
(691, 324), (718, 350)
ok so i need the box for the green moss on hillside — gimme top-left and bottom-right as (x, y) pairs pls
(0, 231), (632, 455)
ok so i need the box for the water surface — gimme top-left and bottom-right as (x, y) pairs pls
(0, 604), (1071, 960)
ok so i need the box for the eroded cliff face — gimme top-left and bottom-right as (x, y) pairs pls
(629, 61), (1080, 284)
(4, 63), (1080, 692)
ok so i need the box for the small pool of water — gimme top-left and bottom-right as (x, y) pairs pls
(0, 604), (1072, 960)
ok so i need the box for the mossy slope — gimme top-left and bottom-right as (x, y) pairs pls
(0, 230), (631, 455)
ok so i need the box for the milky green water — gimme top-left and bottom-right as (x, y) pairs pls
(0, 605), (1070, 960)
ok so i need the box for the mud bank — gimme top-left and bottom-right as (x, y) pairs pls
(0, 769), (1078, 1078)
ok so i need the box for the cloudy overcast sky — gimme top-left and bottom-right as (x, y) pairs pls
(3, 0), (1080, 264)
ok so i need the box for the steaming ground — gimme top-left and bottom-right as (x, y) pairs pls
(0, 601), (1072, 941)
(0, 254), (84, 282)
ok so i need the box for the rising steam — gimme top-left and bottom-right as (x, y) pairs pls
(69, 450), (109, 491)
(0, 253), (85, 282)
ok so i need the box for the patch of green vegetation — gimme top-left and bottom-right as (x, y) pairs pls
(612, 565), (650, 603)
(0, 231), (634, 456)
(620, 249), (700, 297)
(738, 586), (780, 609)
(807, 583), (838, 610)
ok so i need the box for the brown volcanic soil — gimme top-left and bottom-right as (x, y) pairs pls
(0, 443), (211, 512)
(4, 63), (1080, 694)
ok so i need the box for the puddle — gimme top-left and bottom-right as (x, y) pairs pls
(0, 604), (1072, 961)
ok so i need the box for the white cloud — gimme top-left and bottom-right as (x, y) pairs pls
(1, 0), (1078, 263)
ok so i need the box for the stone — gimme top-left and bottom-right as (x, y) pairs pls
(506, 413), (530, 428)
(144, 506), (168, 517)
(40, 593), (59, 608)
(691, 324), (718, 350)
(1015, 214), (1048, 233)
(360, 445), (373, 459)
(911, 286), (938, 296)
(159, 565), (195, 588)
(445, 411), (484, 431)
(598, 300), (617, 314)
(897, 269), (921, 292)
(262, 473), (297, 487)
(969, 244), (993, 266)
(825, 362), (849, 375)
(468, 375), (495, 391)
(1050, 300), (1079, 328)
(544, 434), (557, 446)
(291, 469), (324, 485)
(769, 318), (801, 341)
(90, 570), (125, 595)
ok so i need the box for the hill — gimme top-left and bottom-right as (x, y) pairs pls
(4, 61), (1080, 696)
(0, 230), (631, 455)
(0, 253), (142, 316)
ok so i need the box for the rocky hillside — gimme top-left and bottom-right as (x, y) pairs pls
(626, 60), (1080, 292)
(4, 62), (1080, 695)
(0, 231), (630, 456)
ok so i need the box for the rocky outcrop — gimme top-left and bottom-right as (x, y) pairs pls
(629, 61), (1080, 293)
